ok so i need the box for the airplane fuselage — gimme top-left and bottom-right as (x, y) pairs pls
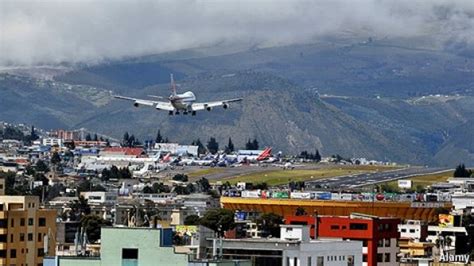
(169, 91), (196, 111)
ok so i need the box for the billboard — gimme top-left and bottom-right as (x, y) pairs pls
(398, 180), (412, 189)
(439, 214), (454, 227)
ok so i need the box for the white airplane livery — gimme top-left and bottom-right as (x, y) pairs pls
(114, 74), (243, 116)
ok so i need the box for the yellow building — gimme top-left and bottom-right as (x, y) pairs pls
(0, 195), (57, 266)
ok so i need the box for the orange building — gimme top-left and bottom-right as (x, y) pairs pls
(0, 195), (56, 265)
(221, 197), (452, 223)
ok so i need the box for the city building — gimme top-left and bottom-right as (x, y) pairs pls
(198, 224), (362, 266)
(0, 195), (57, 266)
(285, 213), (400, 266)
(44, 227), (189, 266)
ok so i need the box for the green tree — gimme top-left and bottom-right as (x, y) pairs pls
(123, 132), (130, 147)
(207, 137), (219, 154)
(80, 215), (112, 243)
(35, 160), (49, 172)
(225, 137), (234, 154)
(184, 215), (201, 225)
(68, 195), (91, 221)
(454, 164), (472, 177)
(314, 150), (321, 162)
(85, 133), (92, 141)
(50, 152), (61, 165)
(155, 130), (163, 143)
(199, 208), (236, 237)
(192, 139), (206, 155)
(93, 134), (98, 141)
(257, 213), (283, 237)
(196, 178), (211, 192)
(172, 174), (188, 182)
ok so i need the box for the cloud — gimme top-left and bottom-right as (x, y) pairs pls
(1, 0), (474, 66)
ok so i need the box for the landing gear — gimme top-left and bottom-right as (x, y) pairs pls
(192, 111), (196, 116)
(168, 111), (173, 116)
(183, 111), (188, 115)
(175, 111), (180, 115)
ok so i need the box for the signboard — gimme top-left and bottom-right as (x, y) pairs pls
(439, 214), (454, 227)
(175, 225), (198, 235)
(398, 180), (412, 189)
(290, 192), (311, 199)
(272, 191), (290, 198)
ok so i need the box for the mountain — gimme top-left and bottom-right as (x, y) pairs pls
(3, 39), (474, 166)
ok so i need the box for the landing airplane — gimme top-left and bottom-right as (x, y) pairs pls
(114, 74), (243, 115)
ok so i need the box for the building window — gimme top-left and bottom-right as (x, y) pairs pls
(401, 228), (406, 232)
(38, 233), (42, 242)
(10, 219), (14, 227)
(377, 239), (383, 247)
(362, 255), (367, 262)
(10, 249), (16, 259)
(20, 218), (25, 226)
(28, 218), (33, 226)
(317, 256), (324, 266)
(38, 248), (44, 257)
(10, 234), (13, 243)
(330, 225), (340, 230)
(28, 233), (33, 241)
(20, 233), (25, 241)
(307, 256), (312, 266)
(409, 229), (415, 233)
(377, 253), (383, 262)
(0, 219), (7, 228)
(38, 218), (46, 227)
(385, 224), (390, 230)
(0, 235), (6, 242)
(0, 250), (5, 258)
(122, 248), (138, 259)
(384, 253), (390, 262)
(349, 223), (368, 230)
(385, 238), (390, 247)
(362, 240), (368, 247)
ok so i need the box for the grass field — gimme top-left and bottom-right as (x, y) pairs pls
(219, 165), (398, 186)
(187, 168), (226, 179)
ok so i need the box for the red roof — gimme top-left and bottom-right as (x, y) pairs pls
(103, 147), (145, 156)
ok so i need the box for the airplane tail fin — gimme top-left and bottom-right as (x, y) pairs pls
(170, 74), (177, 96)
(257, 147), (272, 161)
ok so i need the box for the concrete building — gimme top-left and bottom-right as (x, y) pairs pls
(44, 227), (189, 266)
(285, 214), (400, 266)
(198, 224), (362, 266)
(0, 195), (57, 266)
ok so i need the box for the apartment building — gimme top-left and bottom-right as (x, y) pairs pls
(0, 195), (57, 266)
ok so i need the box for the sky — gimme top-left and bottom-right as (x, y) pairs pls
(1, 0), (474, 66)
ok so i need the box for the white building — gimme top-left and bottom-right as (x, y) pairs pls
(42, 137), (63, 146)
(80, 191), (117, 205)
(398, 220), (427, 240)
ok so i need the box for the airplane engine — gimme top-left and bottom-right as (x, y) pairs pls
(206, 107), (212, 111)
(133, 102), (139, 107)
(223, 103), (228, 109)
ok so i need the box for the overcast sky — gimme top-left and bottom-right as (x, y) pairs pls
(1, 0), (474, 66)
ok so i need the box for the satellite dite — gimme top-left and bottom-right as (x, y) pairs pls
(114, 74), (243, 116)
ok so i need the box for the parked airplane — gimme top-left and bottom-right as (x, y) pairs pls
(237, 147), (277, 163)
(114, 74), (243, 115)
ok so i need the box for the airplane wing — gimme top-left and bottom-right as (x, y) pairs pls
(114, 95), (174, 111)
(192, 98), (243, 111)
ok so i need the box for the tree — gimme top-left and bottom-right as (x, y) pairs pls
(196, 178), (211, 193)
(314, 149), (321, 162)
(199, 208), (236, 237)
(184, 215), (201, 225)
(225, 137), (234, 154)
(454, 164), (472, 177)
(207, 137), (219, 154)
(123, 132), (130, 147)
(30, 125), (39, 141)
(172, 174), (188, 182)
(155, 130), (163, 143)
(174, 186), (190, 195)
(85, 133), (92, 141)
(50, 152), (61, 165)
(93, 134), (98, 141)
(68, 196), (91, 221)
(192, 139), (206, 155)
(35, 160), (49, 172)
(80, 215), (112, 243)
(252, 139), (259, 150)
(257, 213), (283, 237)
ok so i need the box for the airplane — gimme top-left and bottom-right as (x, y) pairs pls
(114, 74), (243, 115)
(236, 147), (278, 163)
